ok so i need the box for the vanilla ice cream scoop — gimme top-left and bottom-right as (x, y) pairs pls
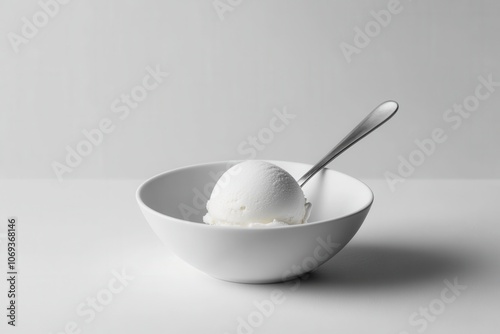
(203, 161), (312, 227)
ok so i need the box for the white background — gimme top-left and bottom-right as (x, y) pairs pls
(1, 0), (499, 181)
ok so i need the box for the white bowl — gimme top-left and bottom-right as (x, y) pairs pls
(136, 161), (373, 284)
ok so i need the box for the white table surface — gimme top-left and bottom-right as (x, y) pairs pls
(1, 179), (499, 334)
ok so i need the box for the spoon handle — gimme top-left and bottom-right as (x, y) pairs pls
(297, 100), (399, 187)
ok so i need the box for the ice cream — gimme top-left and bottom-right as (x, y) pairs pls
(203, 160), (312, 227)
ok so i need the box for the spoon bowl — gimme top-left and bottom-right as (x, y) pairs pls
(137, 160), (373, 283)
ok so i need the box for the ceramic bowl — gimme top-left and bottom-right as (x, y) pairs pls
(136, 160), (373, 283)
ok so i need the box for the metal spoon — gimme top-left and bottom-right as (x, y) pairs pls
(297, 100), (399, 187)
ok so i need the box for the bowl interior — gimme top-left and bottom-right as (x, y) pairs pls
(138, 160), (373, 224)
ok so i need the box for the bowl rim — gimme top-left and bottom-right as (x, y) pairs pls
(136, 160), (374, 230)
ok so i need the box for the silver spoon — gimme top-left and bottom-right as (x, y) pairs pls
(297, 100), (399, 187)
